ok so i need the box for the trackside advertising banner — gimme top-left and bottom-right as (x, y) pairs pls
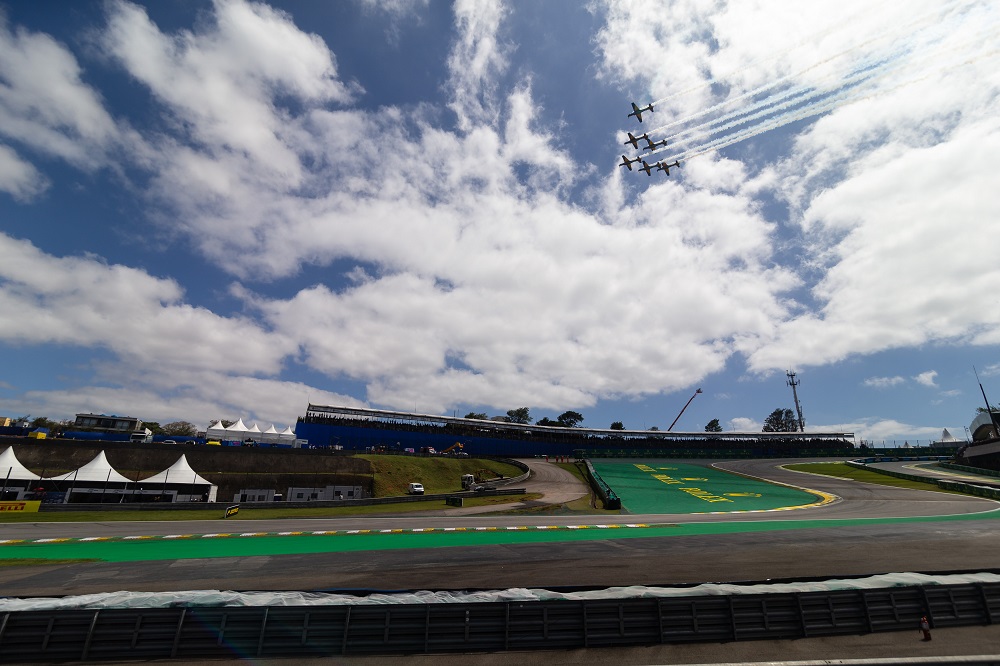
(225, 505), (239, 518)
(0, 501), (40, 513)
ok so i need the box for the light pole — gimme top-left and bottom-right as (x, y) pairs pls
(786, 371), (805, 432)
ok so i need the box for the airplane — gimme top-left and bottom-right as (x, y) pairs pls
(643, 136), (668, 152)
(624, 131), (649, 150)
(655, 160), (682, 175)
(639, 160), (655, 176)
(619, 155), (641, 171)
(628, 101), (654, 123)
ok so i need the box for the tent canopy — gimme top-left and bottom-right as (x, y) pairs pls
(140, 454), (211, 485)
(46, 451), (131, 483)
(0, 447), (39, 480)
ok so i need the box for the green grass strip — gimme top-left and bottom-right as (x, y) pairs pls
(3, 508), (999, 563)
(783, 462), (967, 494)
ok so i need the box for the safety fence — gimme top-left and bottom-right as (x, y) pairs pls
(0, 581), (997, 662)
(580, 460), (621, 510)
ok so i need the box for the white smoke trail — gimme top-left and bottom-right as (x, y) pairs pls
(644, 1), (900, 109)
(640, 16), (1000, 165)
(642, 0), (969, 137)
(661, 53), (896, 148)
(660, 42), (1000, 164)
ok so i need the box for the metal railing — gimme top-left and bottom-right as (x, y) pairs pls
(1, 581), (997, 662)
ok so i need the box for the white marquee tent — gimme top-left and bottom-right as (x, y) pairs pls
(206, 420), (228, 440)
(140, 454), (212, 485)
(0, 447), (39, 481)
(45, 451), (131, 483)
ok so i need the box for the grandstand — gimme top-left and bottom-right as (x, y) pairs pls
(296, 404), (856, 458)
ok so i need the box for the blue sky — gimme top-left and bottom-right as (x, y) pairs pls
(1, 0), (998, 445)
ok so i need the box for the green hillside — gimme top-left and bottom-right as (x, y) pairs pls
(360, 455), (523, 497)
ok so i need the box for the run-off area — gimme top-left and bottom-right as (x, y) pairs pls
(590, 460), (820, 514)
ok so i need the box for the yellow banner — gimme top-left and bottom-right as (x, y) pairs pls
(0, 501), (40, 513)
(225, 505), (239, 518)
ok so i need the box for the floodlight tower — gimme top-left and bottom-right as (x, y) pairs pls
(786, 371), (805, 432)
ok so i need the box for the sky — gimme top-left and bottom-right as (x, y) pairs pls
(0, 0), (998, 445)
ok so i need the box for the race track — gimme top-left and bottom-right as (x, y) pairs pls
(1, 458), (998, 596)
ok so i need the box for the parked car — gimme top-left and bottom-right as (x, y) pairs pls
(407, 483), (424, 495)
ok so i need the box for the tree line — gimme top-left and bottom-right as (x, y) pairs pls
(463, 407), (804, 432)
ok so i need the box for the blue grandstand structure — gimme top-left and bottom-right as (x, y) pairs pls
(296, 404), (857, 458)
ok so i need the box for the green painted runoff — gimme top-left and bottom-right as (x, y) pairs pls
(591, 460), (820, 514)
(2, 508), (1000, 563)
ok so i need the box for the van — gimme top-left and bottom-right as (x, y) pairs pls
(407, 483), (424, 495)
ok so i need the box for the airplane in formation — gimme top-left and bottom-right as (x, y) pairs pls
(643, 136), (668, 152)
(639, 160), (655, 176)
(619, 155), (642, 171)
(656, 160), (681, 175)
(624, 132), (649, 150)
(628, 101), (654, 123)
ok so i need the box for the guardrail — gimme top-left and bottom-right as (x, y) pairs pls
(940, 461), (1000, 479)
(848, 460), (1000, 500)
(1, 581), (996, 661)
(580, 460), (621, 510)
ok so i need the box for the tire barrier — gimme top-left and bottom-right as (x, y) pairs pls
(581, 460), (621, 510)
(1, 581), (997, 662)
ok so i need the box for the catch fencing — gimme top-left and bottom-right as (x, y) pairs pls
(1, 580), (997, 661)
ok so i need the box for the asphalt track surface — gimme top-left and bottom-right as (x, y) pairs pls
(1, 458), (999, 598)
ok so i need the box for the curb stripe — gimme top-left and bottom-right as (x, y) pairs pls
(0, 523), (676, 546)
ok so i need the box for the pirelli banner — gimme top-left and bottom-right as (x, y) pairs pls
(224, 504), (239, 518)
(0, 501), (41, 513)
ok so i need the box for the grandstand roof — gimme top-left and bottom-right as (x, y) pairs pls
(304, 404), (855, 442)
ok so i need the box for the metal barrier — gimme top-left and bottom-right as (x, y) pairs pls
(581, 460), (621, 510)
(2, 581), (997, 662)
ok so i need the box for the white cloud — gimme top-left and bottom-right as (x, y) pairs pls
(863, 375), (904, 388)
(52, 0), (798, 415)
(103, 0), (359, 189)
(914, 370), (938, 387)
(0, 144), (48, 201)
(446, 0), (510, 132)
(5, 0), (995, 428)
(728, 417), (760, 431)
(0, 233), (294, 375)
(824, 417), (958, 445)
(0, 13), (123, 170)
(0, 375), (363, 429)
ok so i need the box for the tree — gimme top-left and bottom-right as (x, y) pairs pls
(535, 417), (557, 426)
(29, 416), (60, 431)
(762, 408), (798, 432)
(648, 426), (660, 431)
(557, 411), (584, 428)
(976, 405), (1000, 413)
(162, 421), (198, 436)
(506, 407), (532, 424)
(464, 412), (488, 420)
(609, 421), (625, 430)
(144, 421), (163, 434)
(705, 418), (723, 432)
(220, 419), (235, 428)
